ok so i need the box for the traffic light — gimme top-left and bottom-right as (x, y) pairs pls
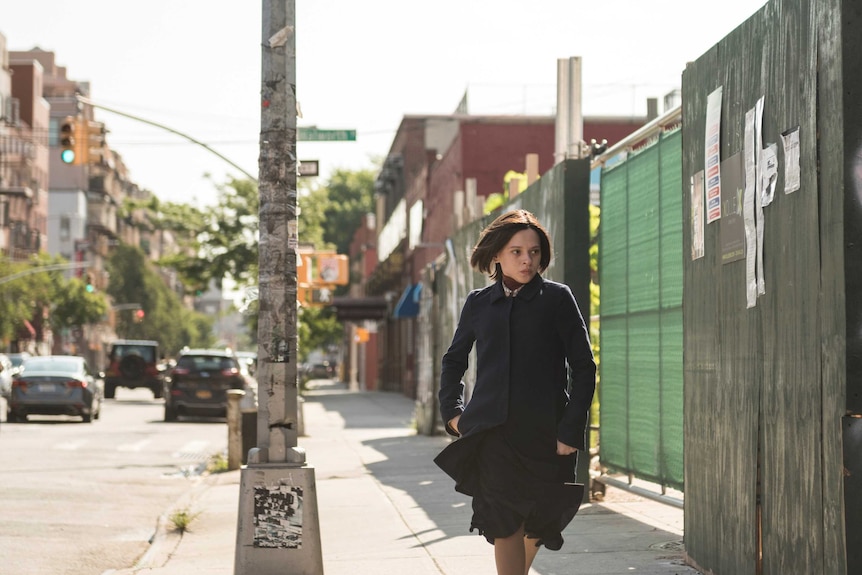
(134, 309), (145, 322)
(83, 273), (94, 293)
(59, 116), (78, 164)
(86, 120), (108, 165)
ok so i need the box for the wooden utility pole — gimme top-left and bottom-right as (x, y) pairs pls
(235, 2), (323, 572)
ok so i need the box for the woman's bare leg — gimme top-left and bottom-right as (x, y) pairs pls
(494, 525), (526, 575)
(523, 537), (541, 573)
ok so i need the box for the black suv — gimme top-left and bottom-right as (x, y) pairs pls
(163, 348), (245, 421)
(104, 340), (164, 399)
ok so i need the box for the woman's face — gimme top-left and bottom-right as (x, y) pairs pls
(494, 228), (542, 283)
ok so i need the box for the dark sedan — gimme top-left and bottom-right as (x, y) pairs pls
(163, 349), (245, 421)
(7, 355), (104, 423)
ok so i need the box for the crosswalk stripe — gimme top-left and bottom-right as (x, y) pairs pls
(117, 439), (152, 452)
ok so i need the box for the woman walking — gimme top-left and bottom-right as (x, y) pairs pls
(434, 209), (596, 575)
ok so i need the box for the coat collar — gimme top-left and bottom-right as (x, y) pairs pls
(490, 273), (543, 303)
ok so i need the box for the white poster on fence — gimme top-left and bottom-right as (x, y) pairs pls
(705, 87), (723, 224)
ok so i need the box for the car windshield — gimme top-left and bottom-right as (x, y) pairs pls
(9, 354), (29, 368)
(23, 357), (81, 374)
(177, 356), (235, 371)
(113, 346), (156, 363)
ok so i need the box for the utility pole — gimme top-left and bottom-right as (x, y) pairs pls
(235, 2), (323, 573)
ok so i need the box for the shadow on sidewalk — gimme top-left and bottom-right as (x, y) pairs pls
(305, 387), (693, 575)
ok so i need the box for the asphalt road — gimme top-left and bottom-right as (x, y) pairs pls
(0, 388), (228, 575)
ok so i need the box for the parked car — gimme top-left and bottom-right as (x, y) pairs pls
(308, 361), (334, 380)
(163, 348), (246, 421)
(6, 355), (104, 423)
(103, 339), (164, 399)
(0, 353), (13, 399)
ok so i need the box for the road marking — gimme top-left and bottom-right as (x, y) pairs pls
(54, 440), (88, 450)
(117, 439), (152, 452)
(172, 439), (210, 460)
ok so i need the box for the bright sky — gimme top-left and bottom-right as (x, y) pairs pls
(1, 0), (768, 207)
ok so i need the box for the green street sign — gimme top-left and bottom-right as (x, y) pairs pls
(298, 127), (356, 141)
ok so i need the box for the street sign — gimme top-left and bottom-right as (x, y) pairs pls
(298, 127), (356, 141)
(298, 160), (319, 177)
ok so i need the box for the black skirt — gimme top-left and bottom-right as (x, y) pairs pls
(434, 426), (584, 550)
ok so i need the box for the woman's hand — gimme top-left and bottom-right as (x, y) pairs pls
(556, 440), (578, 455)
(448, 415), (461, 435)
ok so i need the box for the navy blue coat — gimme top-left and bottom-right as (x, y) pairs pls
(438, 273), (596, 451)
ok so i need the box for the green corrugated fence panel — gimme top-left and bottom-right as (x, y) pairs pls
(627, 312), (662, 479)
(627, 146), (661, 313)
(598, 130), (684, 490)
(660, 129), (684, 308)
(600, 166), (629, 316)
(661, 307), (684, 488)
(598, 316), (628, 470)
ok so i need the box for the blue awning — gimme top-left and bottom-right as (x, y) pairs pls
(392, 283), (422, 318)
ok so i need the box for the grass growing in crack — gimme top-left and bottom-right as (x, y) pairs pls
(205, 451), (229, 474)
(168, 507), (200, 533)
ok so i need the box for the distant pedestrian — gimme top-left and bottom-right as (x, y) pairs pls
(434, 209), (596, 575)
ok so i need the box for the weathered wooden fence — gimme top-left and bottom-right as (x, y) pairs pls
(681, 0), (849, 572)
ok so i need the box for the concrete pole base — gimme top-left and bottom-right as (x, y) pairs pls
(234, 464), (323, 574)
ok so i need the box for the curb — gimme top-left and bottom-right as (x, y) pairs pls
(112, 474), (215, 574)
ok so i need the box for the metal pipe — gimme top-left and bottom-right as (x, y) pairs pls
(591, 105), (682, 170)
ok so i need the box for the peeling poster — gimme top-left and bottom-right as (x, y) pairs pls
(781, 127), (801, 193)
(691, 171), (705, 260)
(705, 87), (723, 224)
(253, 484), (303, 548)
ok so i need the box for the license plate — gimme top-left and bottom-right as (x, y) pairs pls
(195, 390), (212, 399)
(37, 384), (57, 393)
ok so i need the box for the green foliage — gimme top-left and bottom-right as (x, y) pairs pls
(51, 278), (109, 329)
(483, 193), (506, 215)
(318, 169), (376, 255)
(106, 244), (214, 355)
(156, 178), (258, 295)
(589, 204), (601, 428)
(0, 254), (108, 345)
(297, 303), (342, 363)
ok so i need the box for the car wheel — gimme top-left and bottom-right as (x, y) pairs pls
(104, 384), (116, 399)
(164, 404), (178, 422)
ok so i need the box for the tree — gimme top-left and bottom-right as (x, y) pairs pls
(316, 168), (376, 255)
(139, 178), (259, 296)
(0, 254), (108, 348)
(106, 244), (214, 354)
(51, 278), (109, 329)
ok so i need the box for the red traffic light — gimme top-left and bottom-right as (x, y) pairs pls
(134, 309), (145, 322)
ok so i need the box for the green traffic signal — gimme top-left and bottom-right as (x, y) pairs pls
(59, 116), (78, 164)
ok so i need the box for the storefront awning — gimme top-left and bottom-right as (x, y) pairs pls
(392, 283), (422, 318)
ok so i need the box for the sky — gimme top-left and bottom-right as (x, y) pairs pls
(0, 0), (768, 208)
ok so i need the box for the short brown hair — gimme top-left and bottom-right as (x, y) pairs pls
(470, 209), (552, 280)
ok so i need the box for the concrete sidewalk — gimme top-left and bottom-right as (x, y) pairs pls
(113, 383), (701, 575)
